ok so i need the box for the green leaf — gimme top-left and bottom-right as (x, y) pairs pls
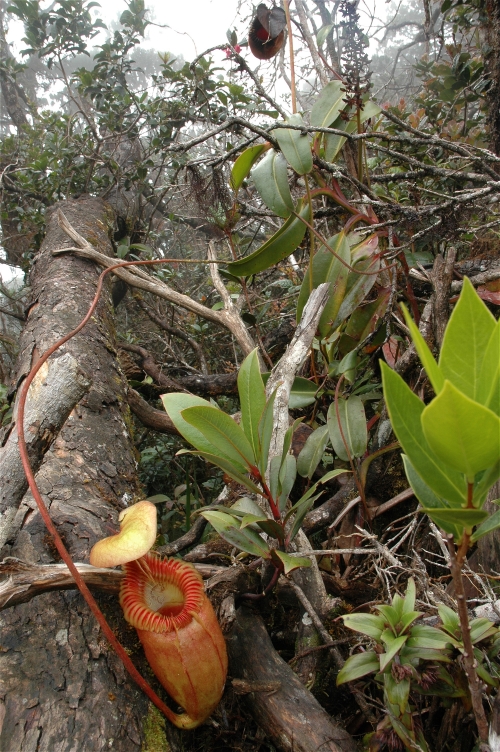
(231, 143), (269, 192)
(231, 496), (268, 517)
(377, 605), (402, 633)
(200, 510), (271, 558)
(469, 618), (498, 644)
(262, 373), (319, 409)
(316, 23), (333, 47)
(421, 381), (500, 480)
(226, 199), (311, 277)
(327, 396), (367, 461)
(477, 319), (500, 413)
(238, 349), (266, 460)
(333, 256), (380, 328)
(439, 277), (496, 402)
(162, 393), (226, 457)
(182, 406), (256, 469)
(287, 496), (315, 542)
(384, 673), (410, 715)
(272, 113), (313, 175)
(251, 149), (294, 218)
(297, 424), (330, 478)
(278, 453), (297, 512)
(271, 549), (311, 574)
(336, 651), (380, 685)
(401, 304), (444, 395)
(325, 100), (381, 162)
(186, 452), (262, 495)
(296, 232), (350, 338)
(402, 577), (416, 615)
(379, 633), (408, 671)
(342, 613), (385, 639)
(422, 507), (488, 530)
(437, 604), (460, 637)
(406, 624), (454, 650)
(310, 80), (346, 128)
(381, 363), (468, 505)
(471, 506), (500, 542)
(258, 389), (277, 475)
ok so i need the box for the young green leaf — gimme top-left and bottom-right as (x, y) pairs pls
(437, 604), (460, 637)
(336, 651), (380, 685)
(327, 395), (367, 461)
(297, 424), (330, 478)
(421, 381), (500, 480)
(182, 405), (256, 470)
(272, 113), (313, 175)
(231, 143), (269, 192)
(379, 633), (408, 671)
(271, 549), (311, 574)
(402, 577), (416, 615)
(251, 149), (294, 218)
(401, 304), (444, 395)
(384, 673), (410, 716)
(439, 277), (496, 402)
(381, 363), (468, 505)
(238, 348), (266, 460)
(477, 319), (500, 413)
(286, 496), (316, 542)
(162, 393), (226, 457)
(342, 613), (386, 639)
(226, 199), (311, 277)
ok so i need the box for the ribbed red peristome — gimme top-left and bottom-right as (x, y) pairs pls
(120, 553), (204, 633)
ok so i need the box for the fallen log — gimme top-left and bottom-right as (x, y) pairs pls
(227, 606), (357, 752)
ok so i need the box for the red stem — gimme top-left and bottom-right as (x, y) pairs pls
(16, 257), (214, 723)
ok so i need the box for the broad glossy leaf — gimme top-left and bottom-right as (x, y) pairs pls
(333, 256), (380, 329)
(471, 506), (500, 543)
(271, 549), (311, 574)
(316, 23), (333, 47)
(421, 381), (500, 480)
(381, 363), (468, 505)
(327, 396), (367, 461)
(182, 406), (256, 469)
(272, 113), (313, 175)
(401, 304), (444, 395)
(238, 348), (266, 460)
(297, 424), (330, 478)
(342, 613), (385, 639)
(477, 319), (500, 413)
(422, 507), (488, 531)
(474, 461), (500, 508)
(310, 80), (345, 128)
(188, 452), (262, 495)
(231, 496), (268, 517)
(296, 232), (350, 338)
(200, 510), (270, 558)
(439, 277), (496, 401)
(336, 651), (380, 685)
(226, 200), (311, 277)
(281, 418), (303, 462)
(269, 455), (281, 501)
(251, 149), (294, 218)
(231, 143), (269, 192)
(162, 393), (225, 457)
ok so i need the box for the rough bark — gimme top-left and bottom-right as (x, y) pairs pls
(0, 196), (148, 752)
(0, 353), (92, 549)
(227, 606), (357, 752)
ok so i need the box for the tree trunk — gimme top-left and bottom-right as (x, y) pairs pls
(0, 197), (147, 751)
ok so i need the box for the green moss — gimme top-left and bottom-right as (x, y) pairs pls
(141, 703), (170, 752)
